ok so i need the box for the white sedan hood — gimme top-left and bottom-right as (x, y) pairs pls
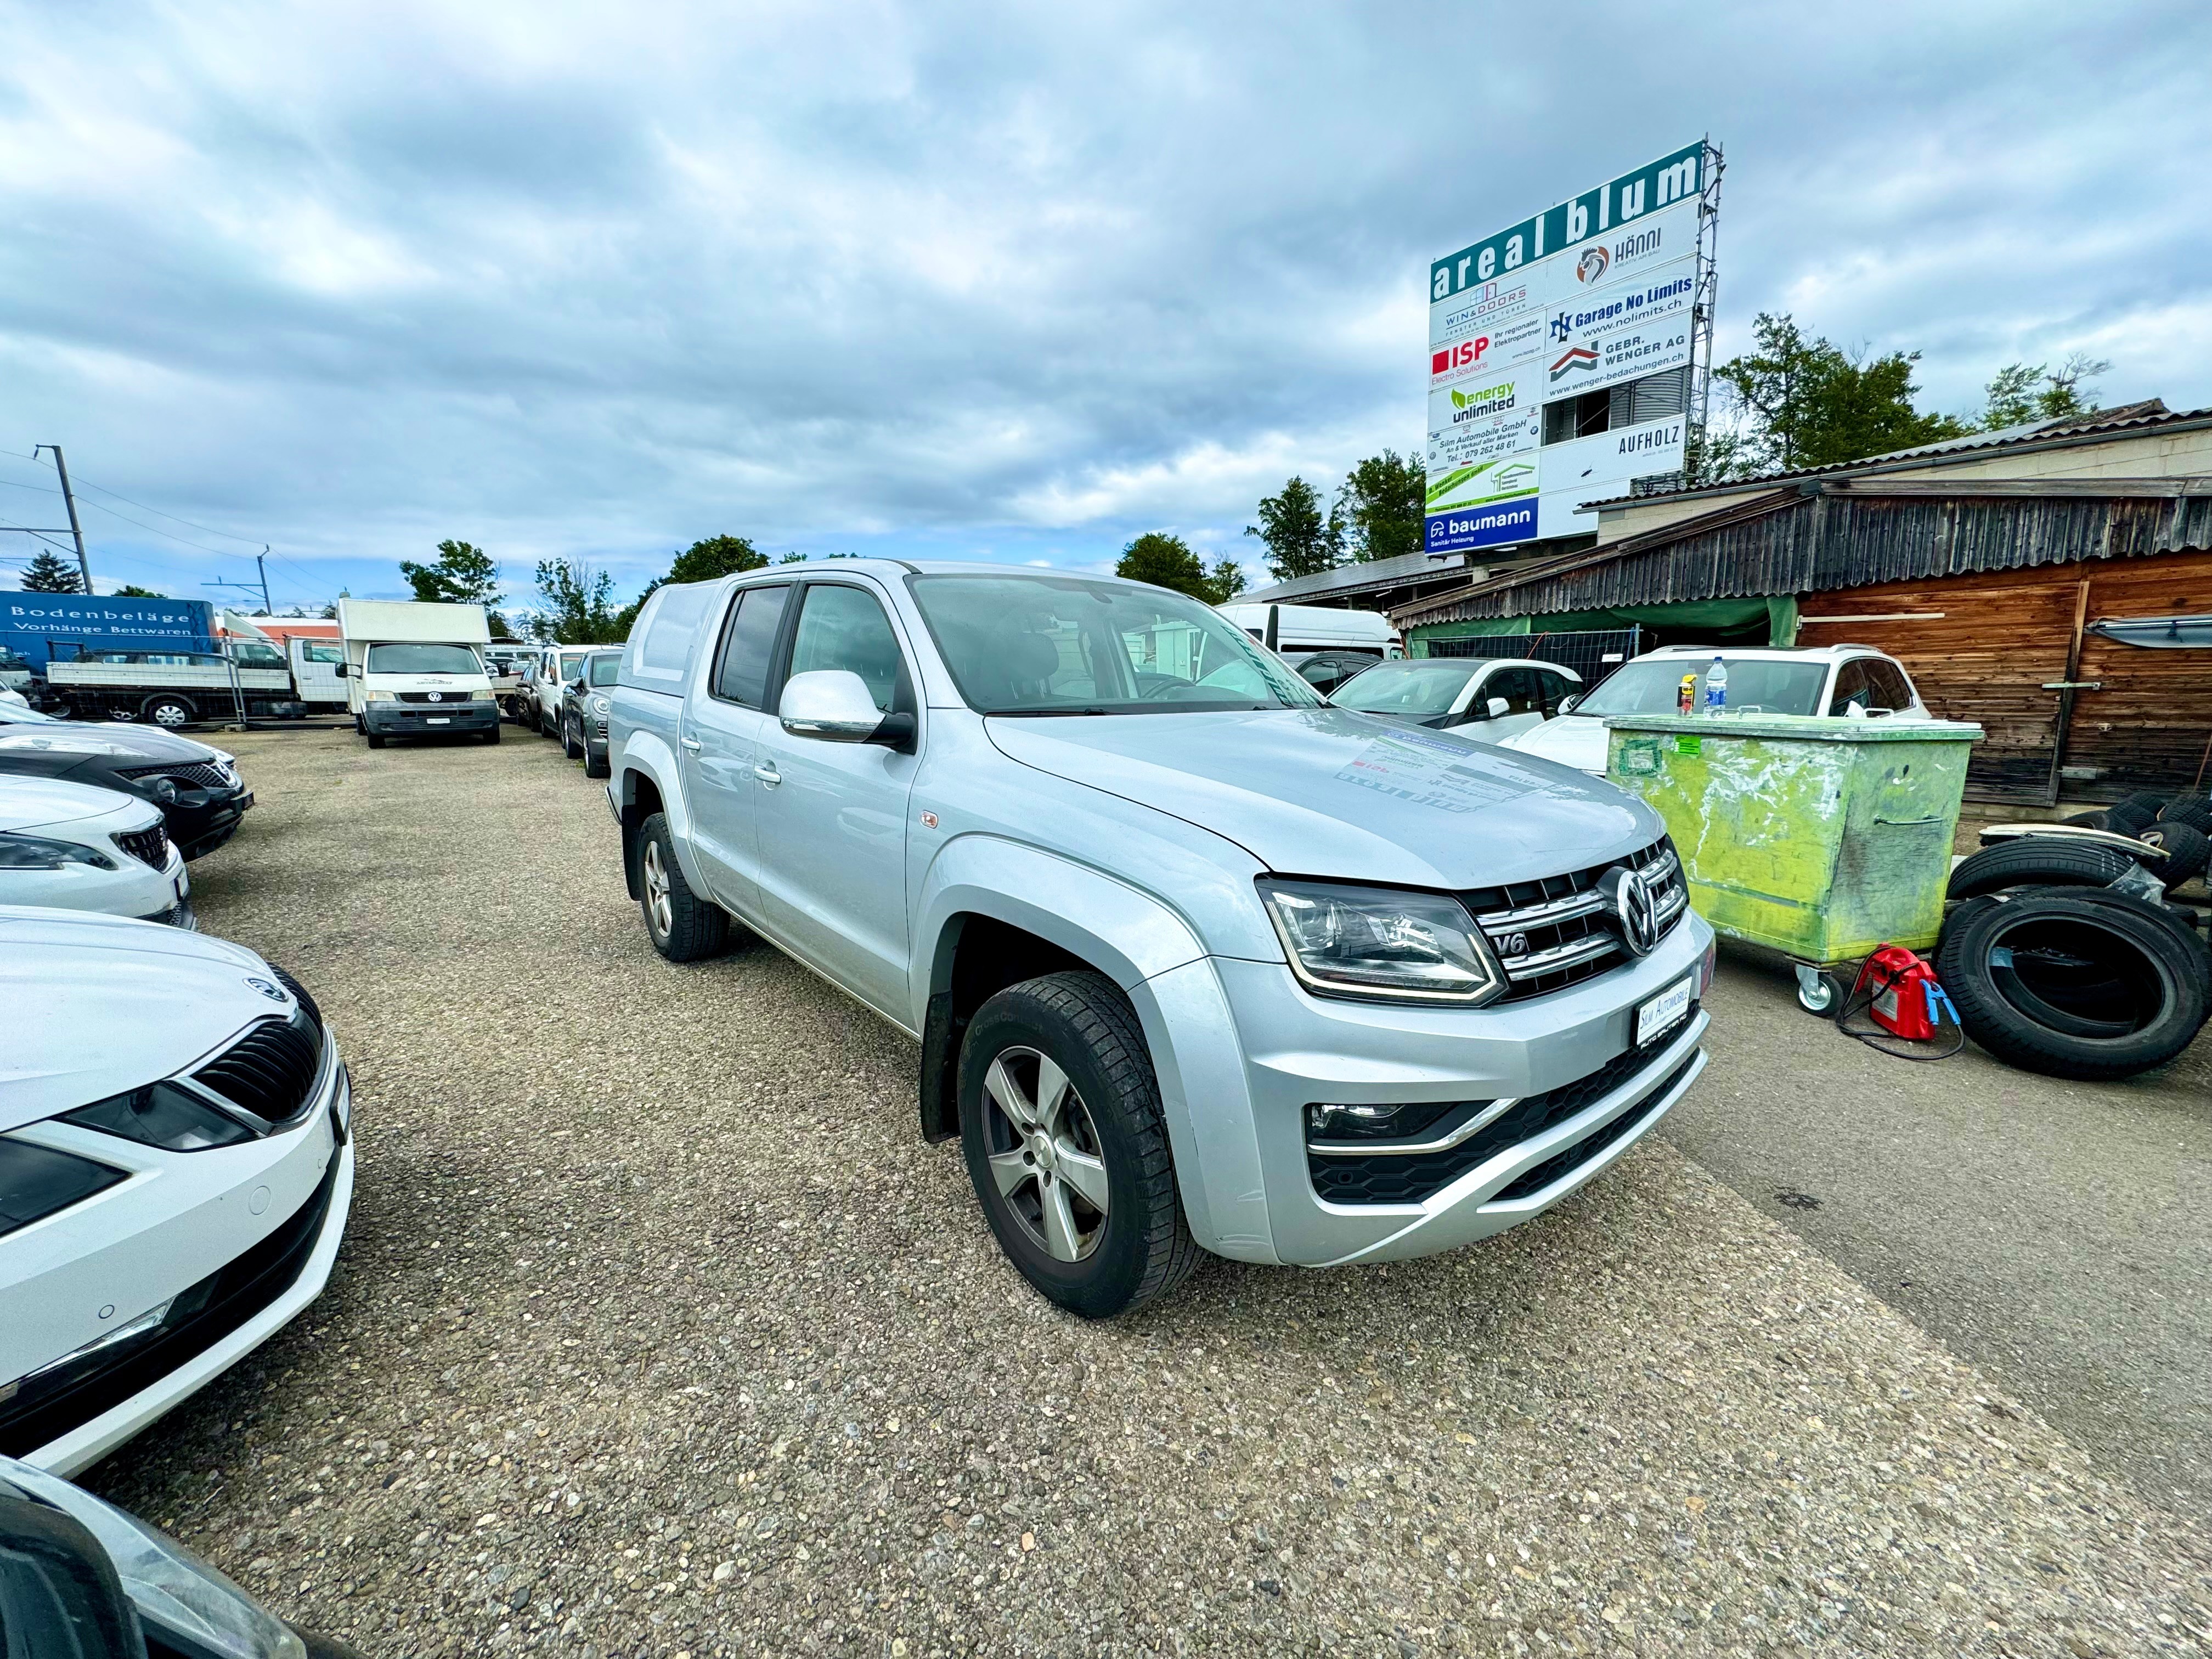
(1498, 714), (1610, 776)
(0, 908), (295, 1132)
(0, 776), (154, 835)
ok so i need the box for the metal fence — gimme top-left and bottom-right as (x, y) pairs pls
(1425, 627), (1643, 692)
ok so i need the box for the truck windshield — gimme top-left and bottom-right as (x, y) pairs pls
(365, 644), (483, 675)
(1573, 659), (1829, 717)
(909, 575), (1322, 715)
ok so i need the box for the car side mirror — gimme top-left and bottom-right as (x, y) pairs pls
(780, 669), (913, 749)
(1557, 693), (1582, 715)
(1485, 696), (1510, 719)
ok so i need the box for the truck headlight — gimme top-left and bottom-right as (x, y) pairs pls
(1257, 878), (1505, 1005)
(361, 690), (394, 703)
(0, 832), (116, 870)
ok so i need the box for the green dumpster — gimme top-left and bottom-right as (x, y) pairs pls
(1602, 714), (1983, 992)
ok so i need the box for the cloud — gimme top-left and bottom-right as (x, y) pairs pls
(2, 0), (2209, 605)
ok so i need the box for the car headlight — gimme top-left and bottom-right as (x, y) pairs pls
(1257, 878), (1505, 1005)
(0, 1460), (309, 1659)
(362, 689), (394, 703)
(0, 1138), (126, 1239)
(0, 832), (116, 871)
(590, 695), (610, 716)
(64, 1082), (256, 1151)
(150, 776), (182, 804)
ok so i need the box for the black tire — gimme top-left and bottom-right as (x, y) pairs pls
(957, 971), (1199, 1318)
(1947, 837), (2142, 901)
(2105, 799), (2159, 836)
(2114, 791), (2170, 820)
(2137, 821), (2209, 889)
(2156, 796), (2212, 833)
(1936, 891), (2209, 1080)
(563, 718), (583, 760)
(636, 811), (729, 961)
(2011, 885), (2212, 962)
(585, 743), (610, 780)
(142, 694), (195, 728)
(2062, 810), (2109, 829)
(365, 731), (386, 749)
(481, 723), (501, 744)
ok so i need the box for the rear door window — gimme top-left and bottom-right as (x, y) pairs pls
(1827, 659), (1873, 715)
(1863, 658), (1915, 713)
(713, 584), (793, 709)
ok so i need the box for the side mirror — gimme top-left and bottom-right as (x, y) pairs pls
(780, 669), (913, 748)
(1558, 693), (1582, 715)
(1485, 696), (1510, 719)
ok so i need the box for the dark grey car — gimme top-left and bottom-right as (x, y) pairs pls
(560, 650), (620, 778)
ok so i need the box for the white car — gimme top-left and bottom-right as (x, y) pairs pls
(1500, 644), (1931, 775)
(0, 910), (353, 1475)
(523, 642), (594, 738)
(1327, 656), (1582, 743)
(0, 778), (192, 927)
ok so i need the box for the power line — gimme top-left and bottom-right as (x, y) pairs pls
(65, 475), (272, 548)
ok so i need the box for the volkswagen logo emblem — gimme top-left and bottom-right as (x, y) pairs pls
(1595, 866), (1660, 958)
(427, 691), (443, 702)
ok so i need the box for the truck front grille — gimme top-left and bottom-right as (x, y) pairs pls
(1462, 837), (1687, 1002)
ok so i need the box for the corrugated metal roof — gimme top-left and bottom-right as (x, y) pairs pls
(1240, 545), (1476, 605)
(1580, 400), (2207, 513)
(1393, 479), (2212, 628)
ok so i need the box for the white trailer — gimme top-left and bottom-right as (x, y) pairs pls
(335, 599), (499, 748)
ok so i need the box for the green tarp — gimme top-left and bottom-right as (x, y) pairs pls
(1408, 596), (1799, 654)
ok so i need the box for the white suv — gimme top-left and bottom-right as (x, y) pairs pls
(1500, 644), (1929, 775)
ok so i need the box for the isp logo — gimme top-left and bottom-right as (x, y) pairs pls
(1430, 336), (1489, 381)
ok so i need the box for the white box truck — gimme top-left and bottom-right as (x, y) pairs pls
(335, 599), (499, 748)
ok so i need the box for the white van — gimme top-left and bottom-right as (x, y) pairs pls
(334, 599), (498, 749)
(1215, 603), (1401, 695)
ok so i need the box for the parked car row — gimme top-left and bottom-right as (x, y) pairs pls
(514, 642), (619, 778)
(0, 700), (258, 928)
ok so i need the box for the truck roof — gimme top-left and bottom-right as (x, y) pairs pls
(335, 599), (492, 645)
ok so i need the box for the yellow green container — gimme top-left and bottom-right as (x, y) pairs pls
(1604, 713), (1984, 966)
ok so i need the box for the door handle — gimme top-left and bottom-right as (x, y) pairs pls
(753, 762), (780, 787)
(680, 736), (702, 752)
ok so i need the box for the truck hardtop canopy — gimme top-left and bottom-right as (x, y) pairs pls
(335, 599), (492, 645)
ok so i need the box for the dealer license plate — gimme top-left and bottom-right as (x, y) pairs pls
(426, 715), (450, 725)
(1635, 975), (1695, 1047)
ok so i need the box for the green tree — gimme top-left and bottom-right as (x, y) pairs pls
(399, 539), (504, 608)
(19, 548), (83, 592)
(113, 583), (166, 598)
(1115, 532), (1243, 603)
(1713, 312), (1968, 476)
(1245, 475), (1338, 582)
(487, 611), (517, 639)
(533, 558), (625, 643)
(668, 534), (768, 585)
(1979, 353), (2112, 429)
(1332, 451), (1426, 563)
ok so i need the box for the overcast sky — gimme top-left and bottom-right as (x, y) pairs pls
(3, 0), (2206, 612)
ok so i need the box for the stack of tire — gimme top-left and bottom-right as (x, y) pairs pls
(1938, 794), (2211, 1080)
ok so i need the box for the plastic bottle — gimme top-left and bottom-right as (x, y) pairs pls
(1677, 673), (1697, 715)
(1704, 654), (1727, 715)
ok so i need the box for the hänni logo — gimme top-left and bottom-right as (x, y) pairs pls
(1576, 246), (1610, 284)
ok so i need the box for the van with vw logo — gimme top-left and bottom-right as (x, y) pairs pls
(606, 563), (1715, 1317)
(335, 599), (500, 749)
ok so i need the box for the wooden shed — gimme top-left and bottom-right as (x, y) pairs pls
(1390, 405), (2212, 803)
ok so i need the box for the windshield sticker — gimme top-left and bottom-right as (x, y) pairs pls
(1334, 731), (1534, 813)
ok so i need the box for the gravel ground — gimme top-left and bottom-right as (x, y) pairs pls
(87, 727), (2212, 1657)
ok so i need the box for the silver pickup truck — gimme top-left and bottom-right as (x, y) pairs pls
(606, 562), (1713, 1316)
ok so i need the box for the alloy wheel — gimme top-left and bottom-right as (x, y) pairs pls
(642, 837), (673, 939)
(981, 1045), (1110, 1262)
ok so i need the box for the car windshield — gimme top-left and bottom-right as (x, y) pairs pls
(365, 643), (482, 675)
(1572, 658), (1830, 717)
(1330, 661), (1482, 718)
(908, 575), (1322, 715)
(587, 656), (620, 686)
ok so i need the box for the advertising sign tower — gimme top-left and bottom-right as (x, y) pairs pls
(1424, 139), (1723, 556)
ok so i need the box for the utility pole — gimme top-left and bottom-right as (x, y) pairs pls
(32, 445), (92, 593)
(206, 550), (273, 614)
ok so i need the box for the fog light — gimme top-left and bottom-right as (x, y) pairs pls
(1305, 1100), (1472, 1144)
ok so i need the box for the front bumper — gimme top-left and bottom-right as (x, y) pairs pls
(165, 789), (253, 861)
(3, 1038), (354, 1476)
(1211, 910), (1713, 1267)
(362, 702), (499, 736)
